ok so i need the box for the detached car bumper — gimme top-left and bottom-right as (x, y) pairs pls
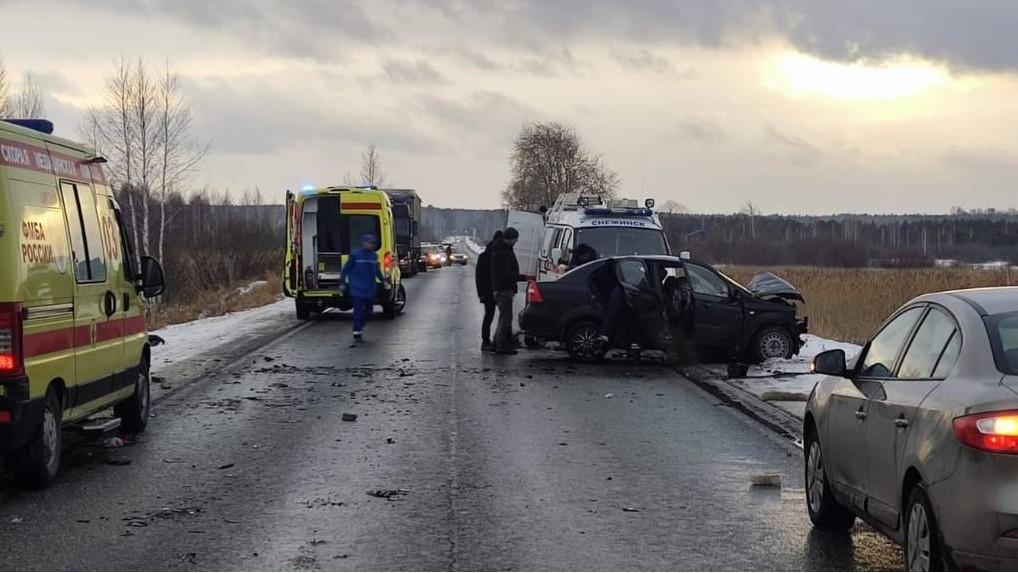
(0, 377), (43, 452)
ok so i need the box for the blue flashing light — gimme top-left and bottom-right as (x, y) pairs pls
(302, 184), (315, 192)
(583, 207), (654, 217)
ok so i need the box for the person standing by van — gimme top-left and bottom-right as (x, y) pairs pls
(490, 227), (526, 355)
(475, 230), (503, 352)
(340, 234), (387, 342)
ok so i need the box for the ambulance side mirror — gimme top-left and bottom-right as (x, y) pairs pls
(551, 247), (564, 265)
(138, 256), (166, 298)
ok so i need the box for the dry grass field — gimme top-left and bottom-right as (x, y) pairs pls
(723, 266), (1017, 343)
(146, 271), (283, 330)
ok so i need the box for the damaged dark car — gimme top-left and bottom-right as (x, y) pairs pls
(518, 255), (807, 364)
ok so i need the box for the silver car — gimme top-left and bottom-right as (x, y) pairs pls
(805, 287), (1018, 571)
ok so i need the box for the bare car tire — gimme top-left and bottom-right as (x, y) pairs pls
(295, 299), (311, 320)
(904, 484), (945, 572)
(751, 326), (794, 362)
(804, 427), (856, 532)
(115, 356), (151, 433)
(13, 389), (62, 488)
(565, 321), (606, 361)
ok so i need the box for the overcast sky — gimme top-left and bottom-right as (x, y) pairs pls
(2, 0), (1017, 213)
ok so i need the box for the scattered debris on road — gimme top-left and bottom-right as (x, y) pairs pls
(621, 507), (640, 513)
(750, 472), (782, 487)
(342, 413), (358, 422)
(217, 462), (235, 470)
(366, 489), (409, 500)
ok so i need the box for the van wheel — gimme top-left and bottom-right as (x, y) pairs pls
(565, 321), (606, 361)
(904, 483), (945, 572)
(804, 426), (856, 531)
(13, 390), (62, 488)
(295, 299), (311, 320)
(115, 357), (151, 433)
(383, 285), (406, 319)
(751, 326), (794, 362)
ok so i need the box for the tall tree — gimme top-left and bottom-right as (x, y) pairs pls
(11, 72), (45, 119)
(359, 143), (388, 186)
(503, 122), (619, 211)
(155, 61), (208, 265)
(0, 57), (11, 117)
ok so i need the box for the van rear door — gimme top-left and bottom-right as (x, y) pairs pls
(507, 210), (544, 279)
(283, 191), (298, 296)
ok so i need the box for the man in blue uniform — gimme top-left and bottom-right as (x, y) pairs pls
(340, 234), (387, 342)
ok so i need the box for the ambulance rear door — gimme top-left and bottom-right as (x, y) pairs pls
(506, 209), (544, 279)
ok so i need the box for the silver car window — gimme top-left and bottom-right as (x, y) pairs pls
(932, 331), (961, 379)
(898, 309), (958, 379)
(859, 307), (924, 378)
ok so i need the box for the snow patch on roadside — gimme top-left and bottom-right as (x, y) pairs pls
(150, 298), (291, 372)
(700, 335), (862, 419)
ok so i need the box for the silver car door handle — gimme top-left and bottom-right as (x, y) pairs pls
(895, 417), (910, 428)
(855, 409), (867, 420)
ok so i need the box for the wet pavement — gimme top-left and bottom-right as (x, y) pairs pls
(0, 263), (903, 570)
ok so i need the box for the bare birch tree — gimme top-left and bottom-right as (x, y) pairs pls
(0, 57), (11, 117)
(360, 143), (388, 186)
(155, 61), (208, 265)
(11, 73), (45, 119)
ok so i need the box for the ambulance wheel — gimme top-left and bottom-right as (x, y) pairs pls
(383, 285), (406, 319)
(116, 356), (151, 433)
(12, 389), (62, 488)
(295, 299), (311, 320)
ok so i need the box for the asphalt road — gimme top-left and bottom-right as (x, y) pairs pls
(0, 259), (903, 571)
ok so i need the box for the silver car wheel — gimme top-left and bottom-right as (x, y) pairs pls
(571, 326), (600, 358)
(759, 330), (791, 359)
(907, 502), (931, 572)
(42, 406), (59, 476)
(806, 440), (825, 515)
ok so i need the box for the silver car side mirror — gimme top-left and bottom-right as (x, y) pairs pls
(813, 349), (847, 376)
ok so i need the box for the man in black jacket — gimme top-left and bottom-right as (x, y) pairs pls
(474, 230), (503, 352)
(490, 227), (526, 355)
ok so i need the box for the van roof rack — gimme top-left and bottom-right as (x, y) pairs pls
(2, 119), (54, 134)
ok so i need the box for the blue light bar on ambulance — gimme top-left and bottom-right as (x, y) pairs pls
(302, 184), (315, 191)
(583, 207), (654, 217)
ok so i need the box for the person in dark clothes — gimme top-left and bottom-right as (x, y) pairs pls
(475, 230), (503, 352)
(490, 227), (527, 355)
(569, 243), (598, 269)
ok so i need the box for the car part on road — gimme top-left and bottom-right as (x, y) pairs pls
(905, 484), (944, 572)
(804, 427), (855, 531)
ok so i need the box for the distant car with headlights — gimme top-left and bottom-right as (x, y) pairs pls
(805, 287), (1018, 571)
(421, 243), (445, 269)
(450, 253), (468, 266)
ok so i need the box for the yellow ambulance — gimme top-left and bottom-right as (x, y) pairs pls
(283, 186), (406, 319)
(0, 119), (165, 487)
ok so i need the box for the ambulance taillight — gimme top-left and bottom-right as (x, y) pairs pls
(383, 251), (394, 273)
(0, 303), (24, 379)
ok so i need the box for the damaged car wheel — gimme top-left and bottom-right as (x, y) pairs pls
(752, 326), (793, 362)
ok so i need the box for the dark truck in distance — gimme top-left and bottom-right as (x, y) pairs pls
(519, 255), (807, 366)
(384, 189), (422, 277)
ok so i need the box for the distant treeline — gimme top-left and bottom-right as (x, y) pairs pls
(664, 213), (1018, 267)
(422, 207), (1018, 267)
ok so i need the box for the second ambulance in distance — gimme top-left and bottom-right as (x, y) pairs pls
(531, 193), (671, 281)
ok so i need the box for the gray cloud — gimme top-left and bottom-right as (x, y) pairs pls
(673, 119), (726, 145)
(764, 125), (825, 166)
(55, 1), (1018, 71)
(943, 145), (1018, 174)
(186, 78), (440, 156)
(382, 59), (447, 85)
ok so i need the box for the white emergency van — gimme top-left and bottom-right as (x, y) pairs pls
(534, 194), (670, 281)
